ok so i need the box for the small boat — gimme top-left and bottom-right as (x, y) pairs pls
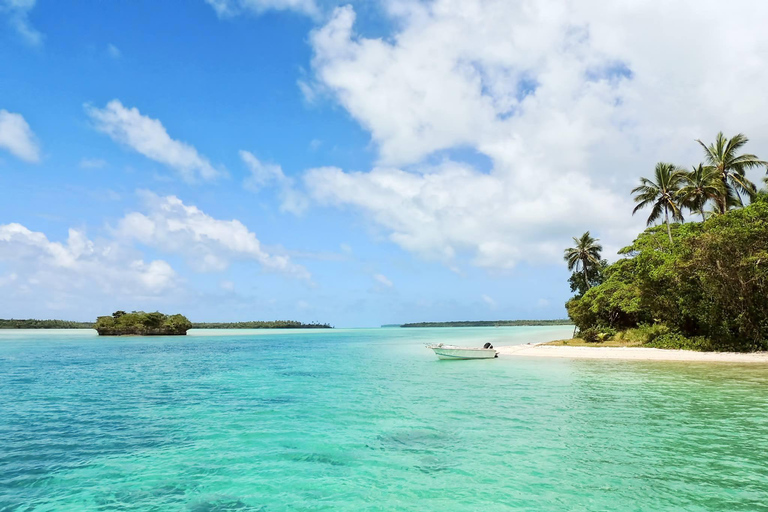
(427, 343), (498, 360)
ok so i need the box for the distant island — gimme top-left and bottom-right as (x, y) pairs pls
(191, 321), (332, 329)
(0, 319), (94, 329)
(0, 318), (332, 330)
(96, 311), (192, 336)
(400, 320), (572, 328)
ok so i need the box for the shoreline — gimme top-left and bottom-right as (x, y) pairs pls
(497, 343), (768, 363)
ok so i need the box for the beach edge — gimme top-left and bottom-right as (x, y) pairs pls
(496, 343), (768, 363)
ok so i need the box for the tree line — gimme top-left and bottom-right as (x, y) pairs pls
(0, 319), (94, 329)
(0, 317), (332, 330)
(191, 321), (332, 329)
(564, 132), (768, 351)
(401, 320), (572, 328)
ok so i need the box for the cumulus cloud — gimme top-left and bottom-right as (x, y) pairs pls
(303, 0), (768, 269)
(241, 150), (308, 214)
(0, 191), (313, 316)
(306, 161), (628, 268)
(1, 0), (42, 46)
(205, 0), (318, 18)
(0, 109), (40, 162)
(116, 191), (311, 279)
(86, 100), (223, 182)
(0, 222), (177, 308)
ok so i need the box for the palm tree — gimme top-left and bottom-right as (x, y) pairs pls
(632, 162), (686, 244)
(678, 164), (723, 221)
(696, 132), (767, 214)
(564, 232), (603, 291)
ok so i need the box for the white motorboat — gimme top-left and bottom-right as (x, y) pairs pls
(427, 343), (498, 360)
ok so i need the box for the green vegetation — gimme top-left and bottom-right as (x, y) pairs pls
(191, 321), (332, 329)
(0, 317), (332, 330)
(95, 311), (192, 336)
(697, 132), (766, 214)
(545, 337), (643, 348)
(632, 162), (686, 244)
(401, 320), (572, 328)
(564, 232), (604, 294)
(565, 132), (768, 352)
(0, 319), (94, 329)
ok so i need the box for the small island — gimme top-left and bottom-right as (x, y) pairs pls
(400, 320), (572, 328)
(95, 311), (192, 336)
(191, 321), (331, 329)
(558, 132), (768, 354)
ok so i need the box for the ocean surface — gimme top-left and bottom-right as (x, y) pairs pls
(2, 326), (768, 511)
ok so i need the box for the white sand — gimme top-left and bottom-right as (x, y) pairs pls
(496, 343), (768, 363)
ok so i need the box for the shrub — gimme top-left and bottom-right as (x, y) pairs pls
(645, 333), (714, 351)
(597, 327), (617, 341)
(579, 326), (616, 343)
(635, 323), (670, 343)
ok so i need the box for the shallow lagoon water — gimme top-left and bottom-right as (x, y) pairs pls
(2, 326), (768, 511)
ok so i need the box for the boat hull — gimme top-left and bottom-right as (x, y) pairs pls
(428, 346), (498, 360)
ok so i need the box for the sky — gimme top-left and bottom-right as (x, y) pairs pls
(1, 0), (768, 327)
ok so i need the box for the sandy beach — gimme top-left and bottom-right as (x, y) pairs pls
(497, 343), (768, 363)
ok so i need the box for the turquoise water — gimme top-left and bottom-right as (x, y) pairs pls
(2, 326), (768, 511)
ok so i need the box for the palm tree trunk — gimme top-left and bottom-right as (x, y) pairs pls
(665, 206), (673, 245)
(582, 261), (591, 290)
(700, 208), (705, 222)
(720, 174), (728, 214)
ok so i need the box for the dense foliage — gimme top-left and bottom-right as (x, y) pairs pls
(401, 320), (572, 328)
(567, 259), (607, 297)
(567, 197), (768, 351)
(191, 321), (332, 329)
(0, 319), (94, 329)
(95, 311), (192, 336)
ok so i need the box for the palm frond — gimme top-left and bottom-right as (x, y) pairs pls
(645, 202), (664, 226)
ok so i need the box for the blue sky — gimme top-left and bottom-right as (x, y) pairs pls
(2, 0), (767, 326)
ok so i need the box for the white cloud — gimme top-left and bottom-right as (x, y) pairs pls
(107, 43), (121, 59)
(303, 1), (768, 270)
(306, 161), (628, 268)
(0, 191), (313, 317)
(1, 0), (42, 46)
(241, 150), (308, 214)
(116, 191), (311, 280)
(0, 109), (40, 162)
(205, 0), (319, 18)
(0, 223), (177, 302)
(86, 100), (223, 182)
(373, 273), (393, 287)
